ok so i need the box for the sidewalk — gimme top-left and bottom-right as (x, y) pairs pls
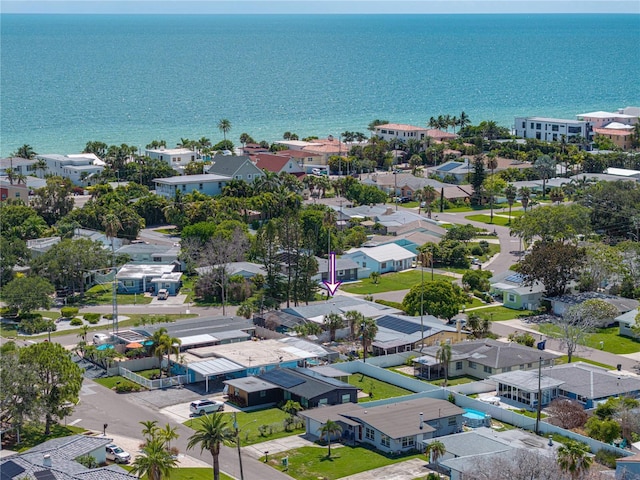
(338, 458), (436, 480)
(243, 434), (322, 459)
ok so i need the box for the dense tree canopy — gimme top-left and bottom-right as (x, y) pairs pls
(403, 280), (464, 320)
(509, 204), (592, 243)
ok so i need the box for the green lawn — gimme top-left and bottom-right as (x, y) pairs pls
(554, 356), (614, 370)
(465, 214), (513, 226)
(537, 325), (640, 355)
(347, 374), (413, 402)
(340, 270), (458, 294)
(94, 376), (143, 390)
(8, 423), (86, 452)
(428, 375), (477, 387)
(122, 467), (233, 480)
(80, 285), (153, 305)
(184, 408), (304, 446)
(468, 241), (501, 260)
(267, 445), (424, 480)
(469, 306), (535, 322)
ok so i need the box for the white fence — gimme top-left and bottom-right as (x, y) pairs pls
(119, 366), (188, 390)
(330, 360), (440, 393)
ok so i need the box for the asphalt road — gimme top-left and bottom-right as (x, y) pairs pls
(68, 378), (293, 480)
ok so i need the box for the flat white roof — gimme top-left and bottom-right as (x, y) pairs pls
(524, 116), (586, 124)
(146, 148), (196, 155)
(604, 167), (640, 177)
(346, 243), (416, 263)
(578, 111), (636, 119)
(153, 174), (232, 184)
(188, 358), (244, 377)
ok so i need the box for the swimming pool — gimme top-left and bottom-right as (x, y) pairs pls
(463, 408), (488, 427)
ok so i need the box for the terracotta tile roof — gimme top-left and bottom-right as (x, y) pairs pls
(427, 129), (457, 139)
(594, 127), (633, 136)
(377, 123), (427, 132)
(279, 149), (321, 158)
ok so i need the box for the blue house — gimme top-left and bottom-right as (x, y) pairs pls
(343, 243), (416, 278)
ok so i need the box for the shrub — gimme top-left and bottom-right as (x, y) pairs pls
(374, 299), (404, 310)
(83, 313), (100, 324)
(61, 306), (80, 318)
(479, 240), (490, 252)
(20, 316), (56, 335)
(103, 314), (113, 320)
(115, 382), (141, 393)
(471, 245), (484, 256)
(595, 449), (622, 469)
(69, 317), (83, 326)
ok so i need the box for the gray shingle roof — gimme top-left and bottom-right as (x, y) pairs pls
(541, 362), (640, 399)
(206, 155), (260, 177)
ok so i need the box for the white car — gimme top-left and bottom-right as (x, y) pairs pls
(190, 399), (224, 415)
(93, 333), (111, 345)
(106, 444), (131, 464)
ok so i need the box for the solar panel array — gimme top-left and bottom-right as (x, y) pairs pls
(1, 461), (25, 480)
(261, 369), (305, 389)
(438, 162), (465, 172)
(377, 315), (425, 335)
(34, 471), (57, 480)
(505, 273), (525, 284)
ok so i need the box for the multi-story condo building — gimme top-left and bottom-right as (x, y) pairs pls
(514, 116), (592, 143)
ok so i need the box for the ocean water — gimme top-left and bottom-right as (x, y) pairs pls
(1, 14), (639, 157)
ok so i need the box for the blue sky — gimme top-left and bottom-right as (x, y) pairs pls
(3, 1), (639, 14)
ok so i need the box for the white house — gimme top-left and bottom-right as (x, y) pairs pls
(153, 173), (231, 199)
(372, 123), (430, 142)
(577, 110), (638, 128)
(35, 154), (104, 185)
(145, 147), (198, 170)
(513, 116), (592, 143)
(205, 154), (265, 182)
(343, 243), (416, 277)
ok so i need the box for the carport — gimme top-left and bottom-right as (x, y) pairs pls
(188, 358), (245, 392)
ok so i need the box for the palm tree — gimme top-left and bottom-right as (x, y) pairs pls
(550, 187), (564, 204)
(486, 155), (498, 223)
(13, 144), (36, 159)
(459, 111), (471, 130)
(77, 324), (90, 343)
(344, 310), (365, 340)
(557, 441), (593, 480)
(358, 317), (378, 362)
(534, 154), (556, 199)
(424, 440), (447, 472)
(504, 183), (518, 223)
(159, 424), (180, 452)
(318, 420), (342, 458)
(5, 168), (16, 185)
(140, 420), (159, 439)
(217, 119), (232, 142)
(323, 313), (344, 342)
(130, 436), (177, 480)
(418, 185), (437, 219)
(34, 158), (48, 178)
(102, 212), (122, 332)
(436, 343), (452, 386)
(150, 328), (169, 377)
(187, 412), (234, 480)
(518, 186), (532, 212)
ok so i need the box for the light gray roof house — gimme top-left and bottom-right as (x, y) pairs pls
(282, 294), (402, 322)
(206, 154), (265, 181)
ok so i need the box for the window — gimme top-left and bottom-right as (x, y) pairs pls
(181, 185), (186, 191)
(123, 280), (135, 287)
(536, 132), (541, 140)
(401, 436), (415, 448)
(536, 123), (541, 129)
(199, 184), (203, 190)
(260, 390), (266, 397)
(530, 123), (534, 129)
(469, 361), (476, 369)
(522, 122), (525, 128)
(456, 361), (463, 370)
(365, 427), (375, 441)
(507, 293), (516, 303)
(381, 435), (390, 447)
(341, 394), (351, 404)
(362, 262), (367, 268)
(318, 398), (328, 406)
(381, 262), (387, 269)
(448, 416), (457, 426)
(247, 174), (252, 180)
(553, 134), (558, 141)
(503, 366), (512, 372)
(552, 125), (559, 132)
(484, 366), (492, 374)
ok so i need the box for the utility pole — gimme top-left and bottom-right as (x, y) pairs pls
(535, 356), (542, 434)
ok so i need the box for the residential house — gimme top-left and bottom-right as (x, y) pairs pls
(301, 137), (349, 165)
(616, 452), (640, 480)
(153, 173), (231, 199)
(254, 153), (305, 176)
(514, 116), (592, 143)
(540, 362), (640, 409)
(433, 160), (473, 183)
(372, 123), (430, 142)
(343, 243), (416, 277)
(372, 314), (467, 355)
(593, 125), (635, 150)
(0, 157), (37, 176)
(283, 294), (402, 325)
(300, 397), (464, 454)
(35, 153), (104, 185)
(206, 154), (265, 182)
(223, 376), (282, 408)
(225, 367), (358, 409)
(490, 369), (565, 409)
(116, 243), (180, 265)
(115, 263), (182, 295)
(145, 147), (198, 171)
(278, 149), (325, 170)
(196, 261), (267, 280)
(426, 129), (458, 141)
(314, 256), (360, 284)
(240, 143), (269, 156)
(0, 434), (136, 479)
(0, 179), (29, 202)
(413, 339), (559, 381)
(576, 110), (638, 129)
(254, 310), (310, 334)
(618, 309), (639, 339)
(490, 272), (546, 310)
(547, 292), (639, 325)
